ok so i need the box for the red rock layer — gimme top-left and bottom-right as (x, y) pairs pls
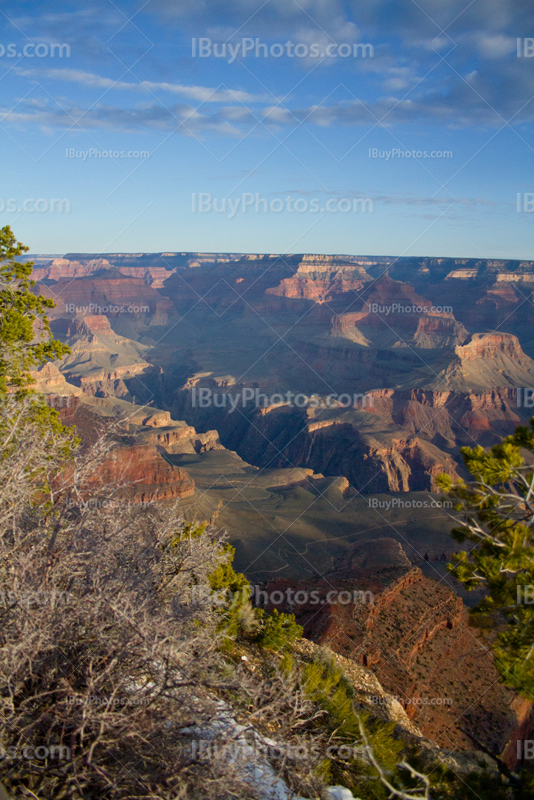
(84, 441), (195, 503)
(37, 277), (175, 324)
(257, 541), (532, 762)
(54, 403), (195, 503)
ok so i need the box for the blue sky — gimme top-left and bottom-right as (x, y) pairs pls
(0, 0), (532, 258)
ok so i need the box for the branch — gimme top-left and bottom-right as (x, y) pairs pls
(355, 714), (431, 799)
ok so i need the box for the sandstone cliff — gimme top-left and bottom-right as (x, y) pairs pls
(257, 539), (533, 765)
(177, 393), (461, 493)
(48, 315), (157, 401)
(420, 332), (534, 392)
(36, 274), (175, 328)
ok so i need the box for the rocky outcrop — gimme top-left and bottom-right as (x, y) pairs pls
(265, 256), (372, 303)
(80, 315), (114, 334)
(134, 419), (223, 454)
(53, 400), (196, 503)
(291, 638), (501, 777)
(69, 394), (225, 458)
(445, 268), (479, 279)
(257, 539), (533, 762)
(85, 440), (195, 503)
(267, 274), (368, 302)
(422, 332), (534, 392)
(36, 275), (175, 327)
(411, 315), (469, 349)
(47, 315), (157, 401)
(329, 274), (469, 350)
(366, 387), (524, 446)
(32, 257), (180, 289)
(455, 332), (528, 362)
(29, 362), (82, 397)
(32, 258), (115, 282)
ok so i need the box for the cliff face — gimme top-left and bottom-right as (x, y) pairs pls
(455, 331), (528, 362)
(32, 257), (179, 289)
(369, 260), (534, 340)
(139, 424), (223, 454)
(86, 440), (195, 503)
(265, 256), (372, 303)
(257, 539), (532, 764)
(412, 315), (469, 349)
(423, 332), (534, 392)
(328, 274), (470, 350)
(79, 314), (114, 334)
(46, 315), (157, 402)
(37, 275), (175, 327)
(120, 407), (224, 454)
(53, 400), (197, 503)
(367, 387), (523, 445)
(463, 280), (534, 332)
(266, 274), (368, 302)
(32, 257), (113, 281)
(29, 362), (82, 397)
(177, 397), (460, 493)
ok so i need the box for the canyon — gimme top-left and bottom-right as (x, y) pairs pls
(28, 250), (534, 561)
(29, 250), (534, 567)
(28, 249), (534, 765)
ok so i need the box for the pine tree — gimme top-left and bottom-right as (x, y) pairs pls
(0, 226), (73, 450)
(0, 225), (68, 397)
(438, 421), (534, 697)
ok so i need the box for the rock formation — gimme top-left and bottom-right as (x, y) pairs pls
(256, 539), (533, 765)
(26, 250), (534, 778)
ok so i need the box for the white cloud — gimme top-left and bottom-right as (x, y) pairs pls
(15, 68), (272, 104)
(0, 99), (245, 137)
(476, 34), (516, 58)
